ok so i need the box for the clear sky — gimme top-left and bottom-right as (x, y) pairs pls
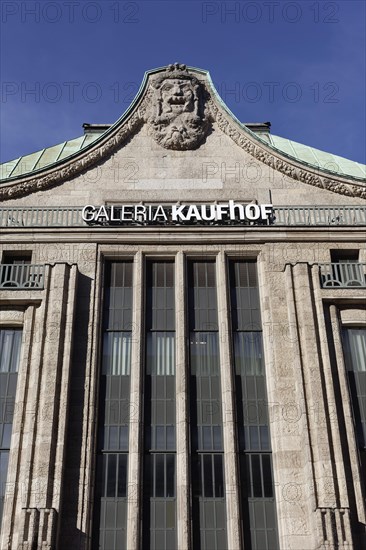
(0, 0), (365, 165)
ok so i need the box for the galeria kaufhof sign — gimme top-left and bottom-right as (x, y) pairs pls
(82, 201), (274, 226)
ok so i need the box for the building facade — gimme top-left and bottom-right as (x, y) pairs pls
(0, 63), (365, 550)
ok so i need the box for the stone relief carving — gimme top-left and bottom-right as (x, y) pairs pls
(147, 63), (210, 150)
(0, 64), (364, 201)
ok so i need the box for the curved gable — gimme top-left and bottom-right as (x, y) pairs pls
(0, 63), (365, 201)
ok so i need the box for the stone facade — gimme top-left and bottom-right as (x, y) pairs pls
(0, 64), (365, 550)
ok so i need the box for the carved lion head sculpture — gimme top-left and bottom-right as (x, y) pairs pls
(147, 63), (211, 150)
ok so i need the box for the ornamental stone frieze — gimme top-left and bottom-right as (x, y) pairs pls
(0, 63), (365, 201)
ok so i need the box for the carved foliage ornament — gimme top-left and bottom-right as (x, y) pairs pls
(146, 63), (211, 150)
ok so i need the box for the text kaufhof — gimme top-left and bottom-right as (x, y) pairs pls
(82, 201), (274, 224)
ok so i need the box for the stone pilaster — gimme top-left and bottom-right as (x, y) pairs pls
(175, 251), (191, 550)
(126, 251), (144, 550)
(216, 252), (242, 550)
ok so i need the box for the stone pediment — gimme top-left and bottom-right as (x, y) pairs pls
(0, 63), (365, 201)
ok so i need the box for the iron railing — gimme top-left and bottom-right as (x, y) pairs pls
(319, 263), (366, 288)
(0, 264), (44, 289)
(272, 206), (366, 226)
(0, 205), (365, 228)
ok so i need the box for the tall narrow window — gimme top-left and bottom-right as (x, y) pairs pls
(94, 262), (133, 550)
(229, 261), (279, 550)
(0, 328), (22, 531)
(342, 327), (366, 481)
(143, 261), (176, 550)
(188, 261), (227, 550)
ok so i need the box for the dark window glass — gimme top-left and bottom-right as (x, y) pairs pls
(189, 261), (227, 550)
(229, 261), (279, 550)
(0, 329), (21, 533)
(330, 250), (359, 263)
(94, 262), (132, 549)
(117, 454), (127, 498)
(144, 262), (176, 549)
(343, 328), (366, 450)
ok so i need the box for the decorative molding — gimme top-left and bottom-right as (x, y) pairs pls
(340, 308), (366, 325)
(0, 65), (365, 201)
(0, 306), (24, 325)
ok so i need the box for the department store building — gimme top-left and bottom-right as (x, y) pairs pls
(0, 64), (365, 550)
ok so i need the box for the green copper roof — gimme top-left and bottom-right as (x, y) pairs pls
(256, 132), (366, 179)
(1, 124), (364, 182)
(0, 132), (101, 180)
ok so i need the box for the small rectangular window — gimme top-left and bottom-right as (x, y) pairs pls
(331, 249), (359, 263)
(2, 252), (32, 264)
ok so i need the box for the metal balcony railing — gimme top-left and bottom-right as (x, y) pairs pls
(272, 206), (366, 226)
(0, 264), (44, 289)
(0, 205), (365, 228)
(319, 263), (366, 288)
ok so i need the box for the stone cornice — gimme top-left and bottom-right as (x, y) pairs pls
(0, 65), (365, 202)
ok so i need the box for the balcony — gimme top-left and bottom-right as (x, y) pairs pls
(0, 205), (365, 228)
(0, 264), (44, 289)
(319, 263), (366, 288)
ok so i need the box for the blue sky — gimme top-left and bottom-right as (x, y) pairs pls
(1, 0), (365, 164)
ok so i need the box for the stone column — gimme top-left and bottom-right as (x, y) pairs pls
(216, 251), (242, 550)
(126, 251), (144, 550)
(175, 251), (191, 550)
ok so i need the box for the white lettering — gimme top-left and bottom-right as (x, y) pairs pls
(134, 204), (146, 222)
(245, 204), (261, 220)
(216, 203), (229, 220)
(81, 201), (274, 226)
(82, 205), (96, 222)
(229, 200), (245, 220)
(96, 205), (109, 221)
(121, 205), (133, 221)
(260, 204), (273, 220)
(110, 206), (120, 221)
(200, 204), (216, 221)
(186, 205), (202, 221)
(153, 205), (168, 221)
(172, 205), (187, 221)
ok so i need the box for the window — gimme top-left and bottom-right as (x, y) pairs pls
(343, 328), (366, 450)
(143, 262), (176, 550)
(229, 261), (279, 550)
(330, 250), (359, 263)
(93, 262), (133, 550)
(188, 261), (227, 550)
(0, 329), (22, 531)
(0, 253), (33, 288)
(325, 250), (365, 287)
